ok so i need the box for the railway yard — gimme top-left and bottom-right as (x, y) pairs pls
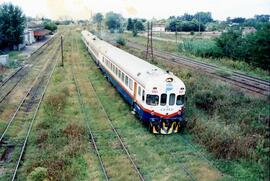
(0, 26), (269, 181)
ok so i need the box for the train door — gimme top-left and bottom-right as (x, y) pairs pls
(134, 81), (137, 101)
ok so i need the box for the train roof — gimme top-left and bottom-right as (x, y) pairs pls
(82, 31), (185, 88)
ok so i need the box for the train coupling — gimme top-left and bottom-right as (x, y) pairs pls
(149, 118), (181, 134)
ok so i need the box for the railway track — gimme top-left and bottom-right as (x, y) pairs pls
(0, 42), (60, 180)
(105, 36), (270, 97)
(71, 35), (144, 180)
(0, 35), (59, 104)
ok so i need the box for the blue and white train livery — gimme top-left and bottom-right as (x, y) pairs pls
(81, 30), (186, 134)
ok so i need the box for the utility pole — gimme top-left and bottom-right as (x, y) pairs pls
(198, 13), (201, 34)
(61, 36), (64, 67)
(146, 22), (154, 61)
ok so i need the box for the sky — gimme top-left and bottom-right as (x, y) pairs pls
(1, 0), (270, 20)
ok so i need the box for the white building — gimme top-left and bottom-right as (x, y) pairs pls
(24, 29), (36, 45)
(152, 23), (166, 32)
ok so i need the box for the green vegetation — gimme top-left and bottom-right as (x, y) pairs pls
(216, 25), (270, 70)
(120, 43), (269, 180)
(178, 39), (221, 57)
(116, 36), (126, 46)
(105, 11), (124, 32)
(119, 32), (269, 79)
(126, 18), (145, 37)
(0, 3), (25, 50)
(43, 20), (57, 32)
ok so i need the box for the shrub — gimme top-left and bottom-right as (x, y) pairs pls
(194, 89), (221, 113)
(27, 167), (48, 181)
(116, 36), (126, 46)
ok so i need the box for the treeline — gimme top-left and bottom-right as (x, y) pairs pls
(166, 12), (213, 32)
(179, 24), (270, 70)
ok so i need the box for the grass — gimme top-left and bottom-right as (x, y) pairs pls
(119, 44), (269, 180)
(16, 26), (269, 181)
(16, 29), (102, 181)
(117, 32), (270, 80)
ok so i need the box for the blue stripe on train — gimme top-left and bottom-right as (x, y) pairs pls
(84, 42), (185, 124)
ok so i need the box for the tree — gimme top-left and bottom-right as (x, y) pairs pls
(105, 12), (123, 32)
(127, 18), (133, 31)
(231, 17), (246, 24)
(194, 12), (213, 24)
(93, 13), (103, 24)
(0, 3), (25, 49)
(43, 20), (57, 32)
(93, 13), (103, 33)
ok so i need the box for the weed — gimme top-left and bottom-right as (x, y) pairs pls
(26, 167), (48, 181)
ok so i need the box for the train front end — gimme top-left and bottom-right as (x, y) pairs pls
(141, 72), (186, 134)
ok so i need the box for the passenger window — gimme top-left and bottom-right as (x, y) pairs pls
(138, 86), (141, 96)
(118, 70), (121, 78)
(146, 95), (159, 106)
(125, 75), (128, 86)
(121, 72), (125, 82)
(176, 95), (185, 105)
(142, 90), (145, 101)
(129, 78), (133, 90)
(169, 93), (175, 105)
(160, 94), (167, 106)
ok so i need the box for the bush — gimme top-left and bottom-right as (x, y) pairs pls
(43, 21), (57, 32)
(27, 167), (48, 181)
(194, 89), (221, 113)
(116, 36), (126, 46)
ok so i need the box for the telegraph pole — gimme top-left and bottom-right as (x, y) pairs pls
(146, 22), (154, 61)
(61, 36), (64, 67)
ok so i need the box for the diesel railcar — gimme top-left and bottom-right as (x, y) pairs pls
(81, 30), (186, 134)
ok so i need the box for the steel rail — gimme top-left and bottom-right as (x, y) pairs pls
(0, 39), (61, 143)
(0, 35), (60, 104)
(11, 48), (60, 181)
(71, 34), (109, 181)
(75, 36), (144, 181)
(84, 65), (145, 181)
(111, 38), (269, 97)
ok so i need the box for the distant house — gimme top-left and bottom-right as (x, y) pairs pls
(26, 21), (50, 41)
(152, 23), (166, 32)
(242, 27), (257, 36)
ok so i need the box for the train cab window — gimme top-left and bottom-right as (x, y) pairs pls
(129, 78), (133, 90)
(169, 93), (175, 105)
(142, 90), (145, 101)
(176, 95), (185, 105)
(121, 72), (125, 82)
(160, 94), (167, 106)
(138, 86), (141, 96)
(125, 75), (128, 86)
(146, 95), (159, 106)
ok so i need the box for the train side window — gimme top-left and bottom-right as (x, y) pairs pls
(169, 93), (176, 105)
(115, 68), (118, 76)
(142, 90), (145, 101)
(176, 95), (185, 105)
(160, 94), (167, 106)
(138, 86), (141, 96)
(125, 75), (128, 86)
(129, 78), (133, 90)
(121, 72), (125, 82)
(118, 70), (121, 78)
